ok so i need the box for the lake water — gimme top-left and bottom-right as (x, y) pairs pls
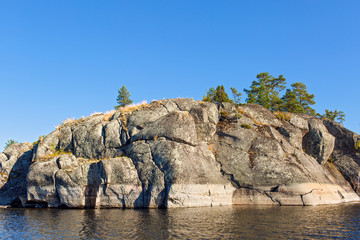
(0, 204), (359, 239)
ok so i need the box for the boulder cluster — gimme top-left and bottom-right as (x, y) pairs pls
(1, 99), (359, 208)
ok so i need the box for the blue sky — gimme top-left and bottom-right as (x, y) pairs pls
(1, 1), (359, 149)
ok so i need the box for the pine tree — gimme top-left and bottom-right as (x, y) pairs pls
(281, 82), (316, 115)
(291, 82), (316, 115)
(281, 89), (304, 113)
(246, 91), (256, 104)
(337, 111), (346, 125)
(115, 85), (133, 109)
(244, 72), (286, 111)
(230, 87), (242, 105)
(202, 87), (216, 102)
(214, 85), (232, 103)
(321, 109), (346, 125)
(203, 85), (232, 104)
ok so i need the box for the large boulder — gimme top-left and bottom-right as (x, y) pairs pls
(241, 104), (282, 127)
(127, 139), (234, 208)
(126, 141), (166, 207)
(33, 130), (60, 161)
(27, 154), (143, 208)
(302, 119), (335, 164)
(55, 157), (142, 208)
(27, 157), (61, 207)
(72, 115), (106, 159)
(323, 120), (360, 194)
(149, 140), (234, 207)
(215, 107), (359, 206)
(323, 120), (360, 156)
(132, 111), (198, 146)
(104, 119), (122, 148)
(275, 122), (303, 149)
(0, 143), (33, 206)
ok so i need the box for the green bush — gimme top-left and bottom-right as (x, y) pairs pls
(355, 140), (360, 152)
(32, 135), (47, 147)
(241, 124), (252, 129)
(4, 139), (18, 151)
(36, 149), (72, 162)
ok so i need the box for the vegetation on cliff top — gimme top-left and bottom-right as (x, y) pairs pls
(4, 139), (18, 151)
(115, 85), (133, 109)
(203, 72), (345, 125)
(202, 85), (233, 104)
(1, 74), (349, 151)
(319, 109), (346, 125)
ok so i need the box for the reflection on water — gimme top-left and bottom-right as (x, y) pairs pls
(0, 204), (360, 239)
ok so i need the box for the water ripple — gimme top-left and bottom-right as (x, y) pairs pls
(0, 204), (359, 239)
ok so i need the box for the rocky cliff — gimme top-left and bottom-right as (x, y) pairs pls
(1, 99), (360, 208)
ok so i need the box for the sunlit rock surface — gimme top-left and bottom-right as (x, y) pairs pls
(1, 99), (360, 208)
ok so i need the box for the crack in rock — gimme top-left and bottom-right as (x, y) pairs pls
(299, 188), (318, 206)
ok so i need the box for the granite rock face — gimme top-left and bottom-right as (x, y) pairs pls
(1, 99), (360, 208)
(303, 119), (335, 164)
(0, 143), (33, 206)
(323, 120), (360, 194)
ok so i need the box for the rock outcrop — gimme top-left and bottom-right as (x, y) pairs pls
(1, 99), (359, 208)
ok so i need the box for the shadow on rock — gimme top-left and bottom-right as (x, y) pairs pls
(85, 161), (106, 208)
(0, 149), (33, 207)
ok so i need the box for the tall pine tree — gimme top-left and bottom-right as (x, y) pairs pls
(230, 87), (242, 105)
(203, 85), (232, 104)
(244, 72), (286, 111)
(281, 89), (304, 113)
(115, 85), (133, 109)
(281, 82), (316, 115)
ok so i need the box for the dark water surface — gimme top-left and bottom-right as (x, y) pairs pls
(0, 204), (360, 239)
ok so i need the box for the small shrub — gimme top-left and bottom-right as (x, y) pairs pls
(355, 140), (360, 152)
(120, 114), (128, 131)
(32, 135), (46, 146)
(274, 111), (291, 122)
(4, 139), (18, 151)
(241, 124), (252, 129)
(220, 111), (229, 117)
(53, 149), (72, 156)
(36, 149), (72, 162)
(328, 157), (335, 163)
(48, 143), (58, 152)
(0, 171), (9, 183)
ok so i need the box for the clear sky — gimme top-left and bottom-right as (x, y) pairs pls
(1, 1), (359, 149)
